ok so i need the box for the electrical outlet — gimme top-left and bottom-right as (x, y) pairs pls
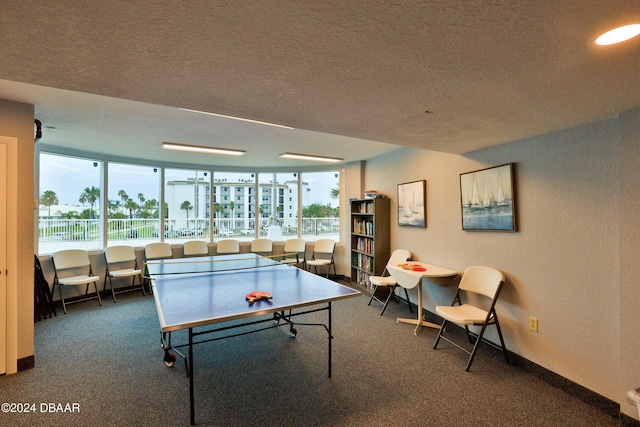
(529, 316), (538, 332)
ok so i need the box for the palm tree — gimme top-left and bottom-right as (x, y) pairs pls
(79, 186), (100, 219)
(181, 200), (193, 218)
(181, 200), (193, 230)
(143, 199), (158, 218)
(229, 201), (235, 230)
(330, 186), (339, 199)
(137, 193), (146, 217)
(108, 199), (120, 216)
(124, 199), (138, 219)
(118, 190), (129, 215)
(213, 203), (223, 232)
(40, 190), (59, 218)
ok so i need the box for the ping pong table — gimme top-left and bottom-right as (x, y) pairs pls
(145, 253), (361, 425)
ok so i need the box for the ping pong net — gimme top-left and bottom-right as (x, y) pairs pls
(145, 253), (299, 276)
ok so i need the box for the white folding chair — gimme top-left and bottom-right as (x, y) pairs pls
(103, 245), (145, 303)
(144, 242), (173, 293)
(281, 238), (306, 268)
(250, 238), (273, 256)
(216, 239), (240, 255)
(144, 242), (173, 260)
(367, 249), (413, 315)
(52, 249), (102, 314)
(183, 240), (209, 257)
(433, 266), (508, 371)
(306, 239), (336, 278)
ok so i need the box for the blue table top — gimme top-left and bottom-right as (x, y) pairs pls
(147, 254), (361, 332)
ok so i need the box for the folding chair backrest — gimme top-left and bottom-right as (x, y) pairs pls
(283, 238), (306, 254)
(105, 245), (136, 264)
(217, 239), (240, 254)
(53, 249), (91, 270)
(251, 238), (273, 254)
(459, 266), (505, 299)
(183, 240), (209, 256)
(387, 249), (411, 266)
(145, 242), (173, 260)
(313, 239), (335, 258)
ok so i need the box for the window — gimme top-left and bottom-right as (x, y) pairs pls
(38, 153), (103, 254)
(107, 163), (160, 247)
(164, 168), (211, 243)
(300, 171), (340, 242)
(213, 171), (255, 239)
(36, 152), (343, 253)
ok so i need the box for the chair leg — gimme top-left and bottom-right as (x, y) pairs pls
(433, 319), (447, 349)
(465, 322), (489, 372)
(464, 325), (474, 344)
(108, 276), (117, 303)
(93, 281), (102, 306)
(367, 285), (378, 306)
(379, 286), (396, 316)
(137, 274), (146, 296)
(493, 317), (509, 364)
(57, 283), (68, 315)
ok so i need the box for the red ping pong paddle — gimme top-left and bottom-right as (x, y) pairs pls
(246, 291), (273, 304)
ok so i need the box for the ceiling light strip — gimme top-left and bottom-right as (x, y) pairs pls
(162, 142), (245, 156)
(279, 152), (343, 163)
(178, 108), (294, 129)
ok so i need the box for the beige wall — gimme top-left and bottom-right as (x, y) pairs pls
(618, 107), (640, 419)
(354, 111), (640, 419)
(0, 99), (35, 367)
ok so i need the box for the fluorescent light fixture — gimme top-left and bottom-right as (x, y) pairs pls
(279, 152), (343, 163)
(162, 142), (245, 156)
(595, 24), (640, 45)
(178, 107), (294, 129)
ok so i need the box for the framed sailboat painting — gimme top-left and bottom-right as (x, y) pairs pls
(397, 180), (426, 227)
(460, 163), (517, 231)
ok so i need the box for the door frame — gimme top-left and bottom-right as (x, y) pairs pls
(0, 136), (18, 374)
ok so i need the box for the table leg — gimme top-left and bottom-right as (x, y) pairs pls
(189, 328), (195, 425)
(328, 302), (332, 378)
(396, 283), (440, 334)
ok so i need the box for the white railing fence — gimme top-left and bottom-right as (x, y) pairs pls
(38, 217), (340, 253)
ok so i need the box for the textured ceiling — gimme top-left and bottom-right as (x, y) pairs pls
(0, 1), (639, 168)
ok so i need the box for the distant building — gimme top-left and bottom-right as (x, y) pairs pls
(165, 177), (308, 230)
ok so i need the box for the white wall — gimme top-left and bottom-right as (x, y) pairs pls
(355, 112), (640, 418)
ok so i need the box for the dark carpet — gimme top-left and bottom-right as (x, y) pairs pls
(0, 288), (618, 426)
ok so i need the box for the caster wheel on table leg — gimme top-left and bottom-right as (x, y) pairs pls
(164, 351), (177, 367)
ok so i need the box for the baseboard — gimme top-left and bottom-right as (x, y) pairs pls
(18, 355), (35, 371)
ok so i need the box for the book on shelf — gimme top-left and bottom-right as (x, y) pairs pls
(356, 237), (374, 254)
(352, 253), (374, 273)
(353, 219), (374, 235)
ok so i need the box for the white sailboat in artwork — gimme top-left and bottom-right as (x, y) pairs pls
(402, 187), (414, 217)
(482, 182), (491, 208)
(470, 177), (482, 209)
(496, 175), (508, 206)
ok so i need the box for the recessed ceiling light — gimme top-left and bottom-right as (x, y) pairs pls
(595, 24), (640, 45)
(178, 107), (294, 129)
(279, 153), (343, 163)
(162, 142), (245, 156)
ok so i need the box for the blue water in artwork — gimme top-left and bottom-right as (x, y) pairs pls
(399, 207), (425, 227)
(462, 205), (514, 230)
